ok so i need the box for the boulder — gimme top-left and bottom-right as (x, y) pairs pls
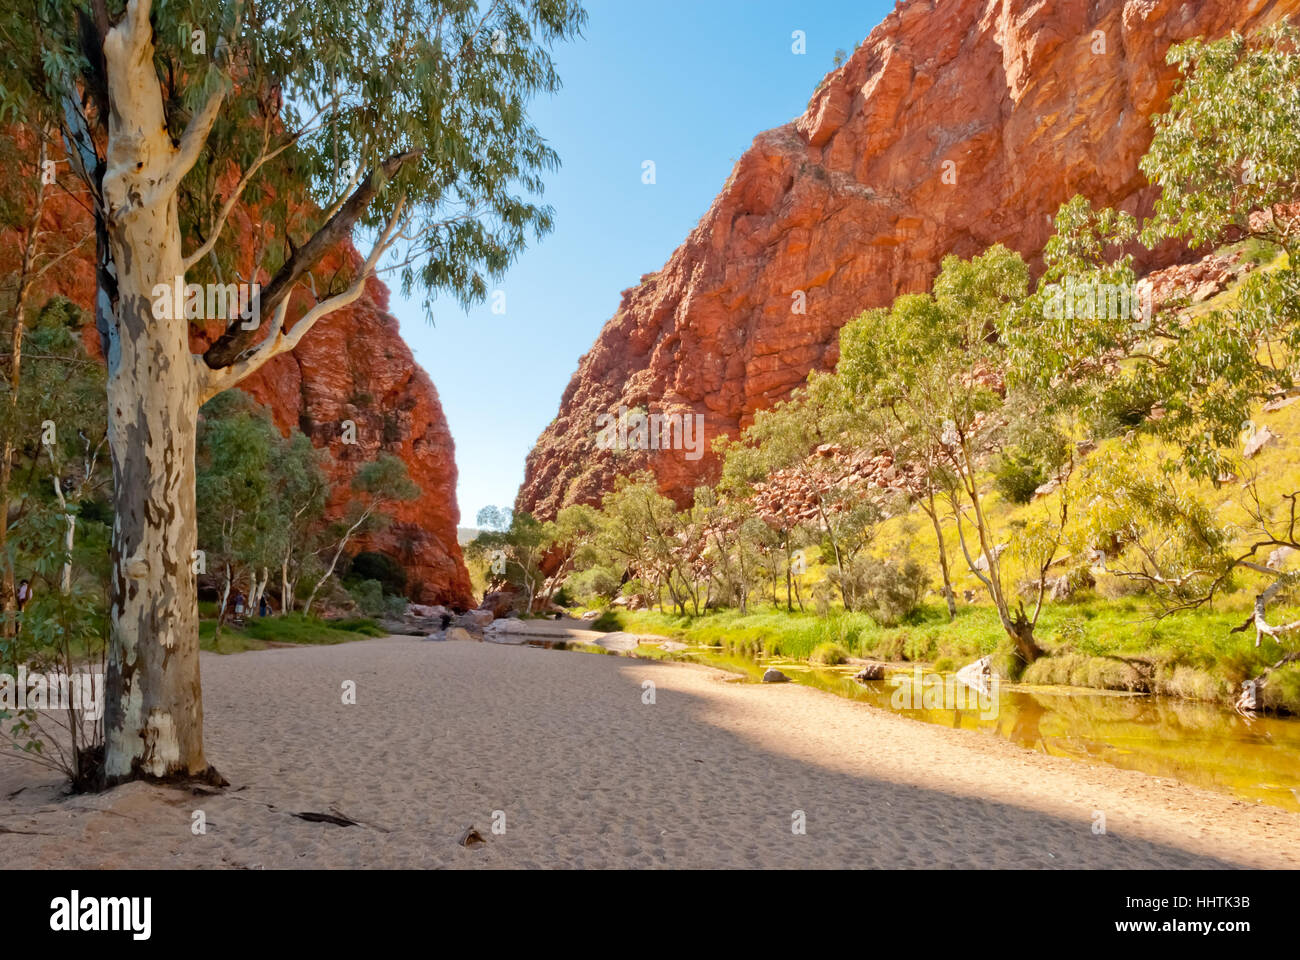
(478, 590), (518, 619)
(408, 603), (449, 620)
(853, 663), (887, 682)
(1268, 546), (1295, 571)
(443, 627), (475, 643)
(592, 632), (639, 653)
(482, 620), (530, 644)
(1244, 425), (1281, 459)
(460, 609), (494, 629)
(955, 656), (995, 697)
(761, 668), (790, 684)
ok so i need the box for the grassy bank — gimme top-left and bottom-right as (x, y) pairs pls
(200, 613), (387, 654)
(595, 600), (1300, 714)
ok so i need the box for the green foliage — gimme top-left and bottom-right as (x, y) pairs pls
(475, 505), (514, 532)
(1141, 21), (1300, 253)
(1261, 664), (1300, 715)
(810, 641), (849, 665)
(347, 579), (387, 617)
(202, 613), (386, 651)
(567, 565), (621, 605)
(992, 453), (1048, 505)
(852, 557), (930, 627)
(6, 1), (589, 320)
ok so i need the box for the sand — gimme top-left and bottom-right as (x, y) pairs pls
(2, 634), (1298, 869)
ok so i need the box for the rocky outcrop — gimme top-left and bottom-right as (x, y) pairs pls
(230, 268), (474, 608)
(518, 0), (1300, 518)
(9, 172), (473, 608)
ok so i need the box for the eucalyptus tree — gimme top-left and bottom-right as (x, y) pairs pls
(270, 430), (328, 613)
(838, 247), (1063, 665)
(22, 298), (109, 598)
(195, 391), (277, 643)
(2, 0), (585, 783)
(1012, 23), (1300, 648)
(720, 373), (880, 610)
(596, 474), (690, 614)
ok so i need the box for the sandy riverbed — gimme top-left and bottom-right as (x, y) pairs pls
(2, 634), (1297, 869)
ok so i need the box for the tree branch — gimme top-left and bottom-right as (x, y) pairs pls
(200, 149), (421, 370)
(197, 194), (407, 402)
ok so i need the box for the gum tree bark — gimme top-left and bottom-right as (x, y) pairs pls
(89, 0), (407, 783)
(98, 2), (212, 782)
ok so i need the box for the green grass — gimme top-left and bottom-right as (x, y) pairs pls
(593, 599), (1299, 712)
(810, 641), (850, 665)
(200, 613), (387, 653)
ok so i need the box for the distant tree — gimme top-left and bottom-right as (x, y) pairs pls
(24, 299), (109, 598)
(196, 392), (278, 644)
(596, 474), (693, 615)
(476, 505), (515, 533)
(539, 503), (600, 608)
(721, 373), (880, 611)
(269, 432), (329, 614)
(469, 511), (550, 614)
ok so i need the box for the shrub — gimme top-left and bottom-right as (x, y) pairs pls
(810, 641), (850, 665)
(591, 609), (623, 632)
(870, 630), (908, 661)
(852, 557), (929, 626)
(1261, 664), (1300, 715)
(382, 593), (408, 619)
(347, 579), (387, 617)
(903, 630), (936, 662)
(1156, 664), (1226, 702)
(1025, 653), (1146, 691)
(332, 617), (388, 637)
(567, 565), (621, 605)
(992, 453), (1048, 504)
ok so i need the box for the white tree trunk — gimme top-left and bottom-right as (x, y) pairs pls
(281, 557), (293, 613)
(100, 6), (209, 782)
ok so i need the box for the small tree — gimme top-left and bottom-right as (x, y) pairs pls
(269, 432), (329, 614)
(303, 454), (418, 617)
(839, 247), (1064, 666)
(196, 392), (278, 643)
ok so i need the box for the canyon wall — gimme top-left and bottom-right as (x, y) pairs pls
(517, 0), (1300, 518)
(13, 177), (474, 608)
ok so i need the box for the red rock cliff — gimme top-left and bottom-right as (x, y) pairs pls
(517, 0), (1300, 518)
(9, 176), (474, 608)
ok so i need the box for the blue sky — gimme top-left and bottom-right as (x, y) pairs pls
(392, 0), (894, 527)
